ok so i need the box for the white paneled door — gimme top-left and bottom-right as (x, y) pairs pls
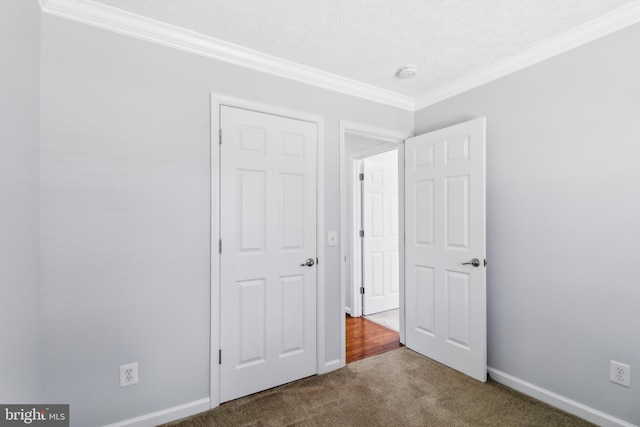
(405, 118), (487, 382)
(362, 150), (399, 315)
(219, 106), (317, 402)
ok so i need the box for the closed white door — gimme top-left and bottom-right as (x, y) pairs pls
(404, 118), (487, 382)
(219, 106), (317, 402)
(362, 150), (399, 315)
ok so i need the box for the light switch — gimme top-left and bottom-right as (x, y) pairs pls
(328, 231), (338, 247)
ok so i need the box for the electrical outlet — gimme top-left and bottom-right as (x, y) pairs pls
(120, 362), (139, 388)
(609, 360), (631, 387)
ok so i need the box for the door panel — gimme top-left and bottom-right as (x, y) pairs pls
(405, 118), (486, 382)
(415, 180), (434, 245)
(238, 170), (266, 251)
(445, 175), (470, 248)
(362, 150), (399, 315)
(220, 106), (317, 402)
(281, 174), (305, 249)
(281, 274), (305, 354)
(237, 279), (266, 366)
(415, 266), (435, 334)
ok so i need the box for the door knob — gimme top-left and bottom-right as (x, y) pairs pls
(462, 258), (480, 267)
(301, 258), (315, 267)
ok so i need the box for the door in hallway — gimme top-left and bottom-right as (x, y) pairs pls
(362, 150), (399, 315)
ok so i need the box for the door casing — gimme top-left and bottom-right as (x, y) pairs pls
(211, 94), (326, 408)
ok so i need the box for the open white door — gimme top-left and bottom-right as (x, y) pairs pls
(404, 117), (487, 382)
(362, 150), (399, 315)
(219, 106), (317, 402)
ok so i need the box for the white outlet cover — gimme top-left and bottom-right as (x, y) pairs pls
(120, 362), (139, 388)
(609, 360), (631, 388)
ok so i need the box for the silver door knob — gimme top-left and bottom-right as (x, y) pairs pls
(301, 258), (315, 267)
(462, 258), (480, 267)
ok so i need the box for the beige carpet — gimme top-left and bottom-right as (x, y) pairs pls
(163, 347), (594, 427)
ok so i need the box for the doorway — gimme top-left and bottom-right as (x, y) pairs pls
(340, 118), (487, 378)
(339, 121), (410, 365)
(348, 147), (402, 363)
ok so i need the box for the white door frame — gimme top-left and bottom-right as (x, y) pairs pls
(211, 94), (326, 408)
(339, 121), (411, 366)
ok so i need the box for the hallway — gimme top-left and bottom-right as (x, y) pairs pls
(346, 315), (401, 363)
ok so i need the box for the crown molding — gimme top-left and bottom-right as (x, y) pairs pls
(39, 0), (640, 113)
(39, 0), (415, 111)
(415, 1), (640, 110)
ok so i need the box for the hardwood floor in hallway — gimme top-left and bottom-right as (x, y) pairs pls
(346, 314), (402, 363)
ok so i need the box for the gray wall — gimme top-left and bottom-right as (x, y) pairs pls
(15, 2), (637, 424)
(0, 0), (40, 403)
(415, 23), (640, 425)
(39, 14), (412, 426)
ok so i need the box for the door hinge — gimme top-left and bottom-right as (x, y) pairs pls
(360, 287), (365, 295)
(219, 239), (222, 254)
(218, 349), (222, 365)
(219, 129), (222, 145)
(359, 173), (364, 181)
(359, 230), (364, 238)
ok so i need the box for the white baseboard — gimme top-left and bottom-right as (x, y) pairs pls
(487, 368), (636, 427)
(103, 397), (210, 427)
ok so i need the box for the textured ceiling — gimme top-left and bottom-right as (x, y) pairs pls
(90, 0), (636, 98)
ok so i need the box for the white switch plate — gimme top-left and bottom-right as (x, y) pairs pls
(328, 231), (337, 246)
